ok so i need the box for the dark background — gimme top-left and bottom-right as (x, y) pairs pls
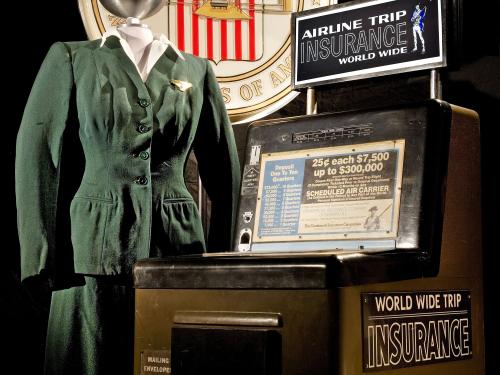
(3, 0), (499, 374)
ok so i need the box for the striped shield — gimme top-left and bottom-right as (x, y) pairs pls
(168, 1), (264, 62)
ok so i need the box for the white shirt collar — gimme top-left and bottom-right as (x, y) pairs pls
(100, 29), (185, 81)
(100, 29), (184, 60)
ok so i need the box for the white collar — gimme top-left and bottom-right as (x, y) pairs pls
(100, 29), (184, 60)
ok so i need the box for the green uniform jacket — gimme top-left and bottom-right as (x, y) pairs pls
(16, 37), (240, 286)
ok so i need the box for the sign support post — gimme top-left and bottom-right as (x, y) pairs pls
(430, 69), (442, 99)
(306, 87), (318, 115)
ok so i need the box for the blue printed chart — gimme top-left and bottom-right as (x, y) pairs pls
(254, 140), (405, 242)
(258, 159), (305, 237)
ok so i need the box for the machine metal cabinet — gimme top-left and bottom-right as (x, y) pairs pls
(134, 101), (483, 375)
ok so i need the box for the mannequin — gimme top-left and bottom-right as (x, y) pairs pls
(15, 1), (240, 374)
(118, 17), (154, 68)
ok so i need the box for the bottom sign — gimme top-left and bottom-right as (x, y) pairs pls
(362, 290), (472, 371)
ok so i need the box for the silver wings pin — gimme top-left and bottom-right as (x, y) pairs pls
(170, 79), (193, 92)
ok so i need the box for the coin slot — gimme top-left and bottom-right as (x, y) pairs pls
(238, 229), (252, 252)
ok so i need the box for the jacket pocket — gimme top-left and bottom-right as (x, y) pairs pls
(159, 198), (205, 255)
(70, 196), (112, 273)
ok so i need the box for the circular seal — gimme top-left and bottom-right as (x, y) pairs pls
(79, 0), (328, 122)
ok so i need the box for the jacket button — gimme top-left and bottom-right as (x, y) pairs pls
(138, 98), (151, 108)
(137, 124), (151, 133)
(139, 151), (150, 160)
(134, 176), (148, 185)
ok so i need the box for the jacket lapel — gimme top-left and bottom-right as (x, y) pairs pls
(94, 36), (148, 94)
(145, 46), (188, 95)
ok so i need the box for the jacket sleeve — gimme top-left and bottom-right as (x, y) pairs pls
(194, 60), (241, 252)
(15, 42), (74, 283)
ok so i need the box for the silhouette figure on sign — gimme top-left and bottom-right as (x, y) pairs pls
(411, 3), (427, 54)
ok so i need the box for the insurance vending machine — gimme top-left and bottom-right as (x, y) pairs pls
(133, 100), (483, 375)
(133, 1), (484, 374)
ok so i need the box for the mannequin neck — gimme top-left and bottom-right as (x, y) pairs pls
(117, 17), (154, 63)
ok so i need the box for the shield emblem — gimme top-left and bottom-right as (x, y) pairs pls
(167, 0), (264, 63)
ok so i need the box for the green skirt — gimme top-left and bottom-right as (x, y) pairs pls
(44, 276), (134, 375)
